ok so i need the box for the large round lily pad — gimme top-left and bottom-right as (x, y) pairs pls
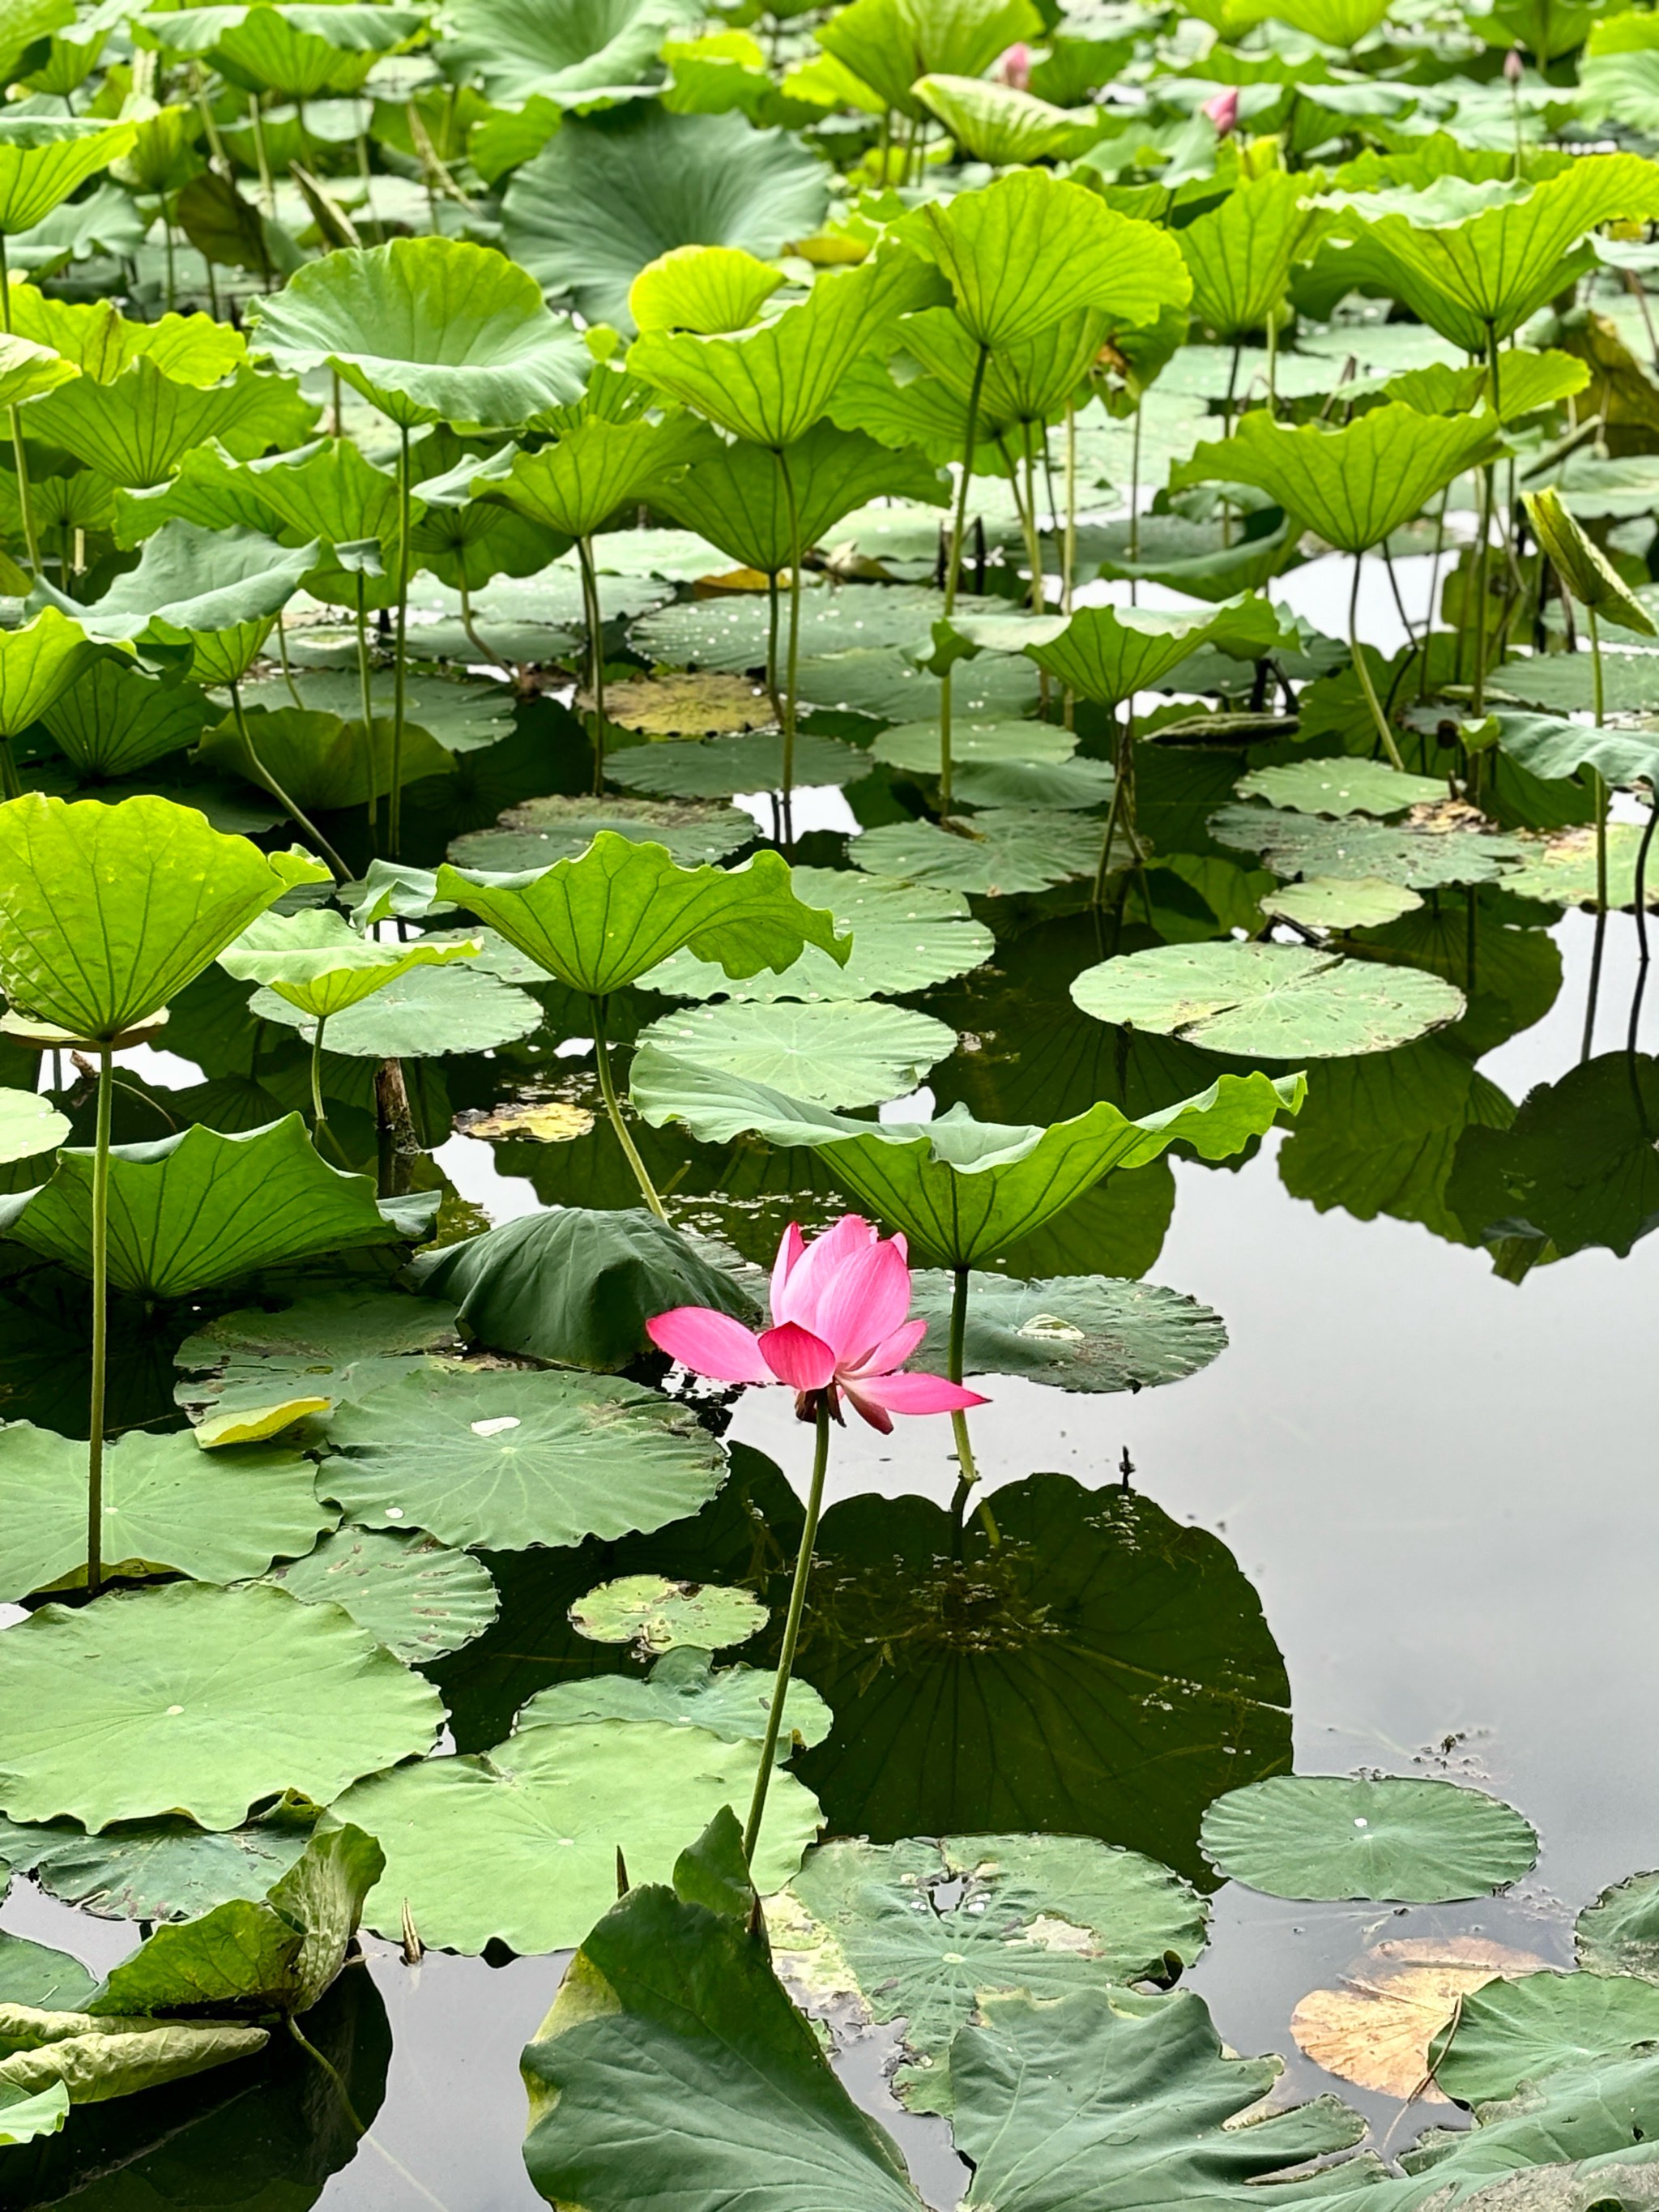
(1259, 877), (1424, 932)
(330, 1716), (821, 1951)
(0, 1424), (333, 1602)
(1210, 801), (1529, 890)
(1580, 1872), (1659, 1983)
(318, 1366), (727, 1551)
(173, 1288), (463, 1425)
(258, 1527), (500, 1663)
(515, 1646), (831, 1756)
(448, 794), (754, 871)
(778, 1832), (1207, 2114)
(633, 1000), (956, 1108)
(1235, 761), (1448, 818)
(1199, 1775), (1539, 1902)
(871, 719), (1077, 775)
(0, 1582), (443, 1832)
(853, 808), (1107, 897)
(904, 1272), (1226, 1393)
(569, 1574), (767, 1655)
(642, 864), (993, 1003)
(250, 963), (543, 1058)
(1071, 941), (1465, 1058)
(1432, 1971), (1659, 2106)
(10, 1805), (319, 1923)
(606, 729), (868, 799)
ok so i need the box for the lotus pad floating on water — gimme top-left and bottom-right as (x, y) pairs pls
(1200, 1774), (1539, 1902)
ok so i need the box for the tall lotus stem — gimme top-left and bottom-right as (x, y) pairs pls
(0, 236), (41, 579)
(355, 570), (377, 843)
(1350, 553), (1407, 773)
(577, 535), (608, 798)
(1628, 776), (1658, 1053)
(309, 1015), (329, 1132)
(229, 678), (349, 879)
(590, 993), (666, 1221)
(389, 423), (412, 854)
(946, 1262), (1000, 1542)
(773, 446), (804, 850)
(1581, 604), (1610, 1062)
(87, 1044), (113, 1599)
(940, 342), (990, 813)
(744, 1394), (830, 1868)
(249, 93), (276, 220)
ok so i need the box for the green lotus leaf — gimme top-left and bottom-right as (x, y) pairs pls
(1173, 401), (1500, 554)
(488, 409), (714, 541)
(245, 434), (407, 600)
(0, 2018), (270, 2109)
(1430, 1971), (1659, 2108)
(435, 836), (845, 997)
(904, 1270), (1226, 1392)
(0, 1115), (417, 1296)
(5, 282), (245, 383)
(0, 2081), (69, 2144)
(1179, 169), (1330, 341)
(450, 792), (756, 870)
(522, 1816), (919, 2208)
(1072, 941), (1465, 1058)
(851, 806), (1109, 896)
(1236, 758), (1448, 816)
(629, 250), (938, 447)
(1579, 1872), (1659, 1983)
(949, 598), (1246, 707)
(0, 1930), (97, 2009)
(174, 1287), (463, 1428)
(408, 1205), (757, 1373)
(0, 792), (327, 1041)
(778, 1834), (1206, 2115)
(160, 3), (424, 97)
(898, 167), (1192, 352)
(0, 1424), (333, 1603)
(88, 1823), (383, 2021)
(631, 1043), (1303, 1266)
(894, 301), (1110, 431)
(331, 1716), (820, 1952)
(606, 728), (868, 798)
(830, 348), (1016, 467)
(257, 1529), (498, 1665)
(952, 754), (1116, 810)
(1489, 712), (1659, 792)
(1384, 345), (1589, 426)
(1323, 156), (1659, 352)
(0, 116), (134, 233)
(0, 327), (73, 410)
(951, 1988), (1365, 2212)
(0, 1087), (65, 1164)
(1211, 800), (1529, 888)
(434, 0), (701, 106)
(1092, 510), (1304, 604)
(249, 236), (589, 433)
(655, 420), (946, 575)
(0, 604), (114, 738)
(113, 437), (287, 548)
(570, 1573), (766, 1652)
(504, 108), (831, 333)
(318, 1364), (726, 1551)
(24, 359), (314, 489)
(249, 958), (542, 1058)
(635, 998), (955, 1108)
(40, 655), (215, 779)
(629, 242), (785, 335)
(0, 1580), (442, 1832)
(51, 522), (318, 682)
(1199, 1774), (1538, 1901)
(1524, 486), (1657, 634)
(2, 1802), (323, 1927)
(516, 1646), (831, 1755)
(642, 863), (993, 1001)
(219, 907), (480, 1023)
(1260, 875), (1424, 930)
(914, 74), (1103, 164)
(817, 0), (1039, 121)
(633, 578), (985, 671)
(200, 702), (453, 810)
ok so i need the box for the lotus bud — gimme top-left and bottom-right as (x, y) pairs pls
(997, 41), (1032, 90)
(1503, 44), (1524, 81)
(1202, 85), (1240, 135)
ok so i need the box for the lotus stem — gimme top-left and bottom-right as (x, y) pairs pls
(1350, 553), (1407, 773)
(390, 422), (412, 854)
(940, 341), (991, 814)
(249, 93), (276, 220)
(356, 572), (378, 845)
(765, 570), (784, 726)
(773, 446), (803, 850)
(0, 735), (18, 800)
(276, 606), (304, 709)
(458, 574), (510, 678)
(744, 1394), (830, 1869)
(946, 1262), (1000, 1543)
(0, 236), (40, 579)
(590, 994), (667, 1221)
(87, 1044), (113, 1600)
(309, 1016), (328, 1133)
(1627, 777), (1657, 1053)
(162, 188), (176, 314)
(229, 679), (350, 880)
(577, 535), (607, 798)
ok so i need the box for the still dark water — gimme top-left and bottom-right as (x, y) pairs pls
(3, 904), (1653, 2212)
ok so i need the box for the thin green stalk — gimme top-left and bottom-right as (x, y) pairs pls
(1590, 603), (1610, 927)
(87, 1044), (113, 1599)
(1627, 777), (1657, 1053)
(1470, 324), (1502, 717)
(230, 677), (349, 878)
(249, 93), (275, 220)
(355, 572), (378, 845)
(162, 187), (176, 313)
(1017, 424), (1045, 615)
(1350, 553), (1407, 771)
(458, 574), (510, 676)
(275, 607), (304, 708)
(591, 994), (666, 1221)
(940, 342), (990, 814)
(744, 1395), (830, 1868)
(390, 422), (412, 853)
(0, 737), (18, 799)
(0, 236), (41, 579)
(765, 570), (784, 725)
(946, 1262), (1000, 1542)
(774, 445), (803, 847)
(578, 534), (607, 797)
(309, 1016), (328, 1133)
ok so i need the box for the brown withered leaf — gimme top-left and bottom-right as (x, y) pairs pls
(1291, 1937), (1552, 2102)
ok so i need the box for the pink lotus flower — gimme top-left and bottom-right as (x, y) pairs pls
(646, 1216), (988, 1435)
(1202, 85), (1240, 135)
(996, 41), (1032, 90)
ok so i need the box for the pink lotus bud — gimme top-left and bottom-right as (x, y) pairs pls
(1503, 44), (1523, 81)
(1203, 85), (1240, 135)
(997, 41), (1031, 91)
